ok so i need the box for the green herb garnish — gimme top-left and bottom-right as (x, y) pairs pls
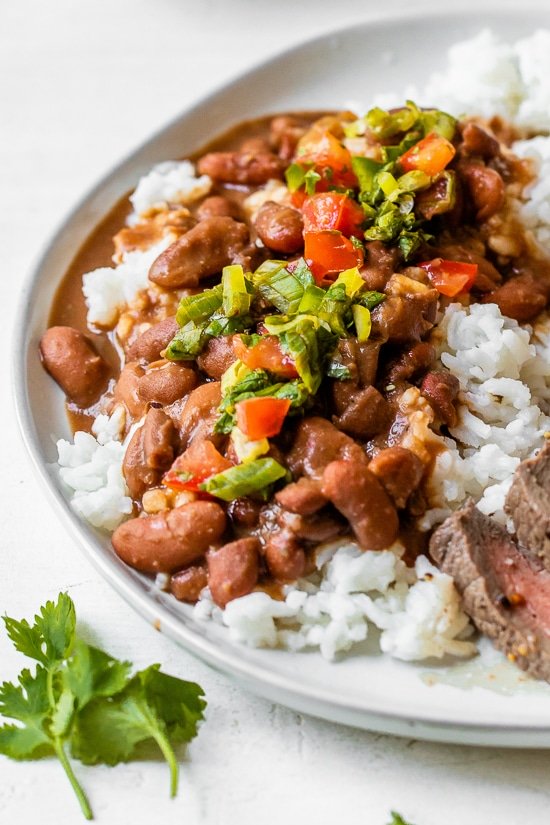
(200, 457), (288, 500)
(350, 101), (457, 258)
(0, 593), (205, 820)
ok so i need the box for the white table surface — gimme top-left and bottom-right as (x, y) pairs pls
(3, 1), (550, 823)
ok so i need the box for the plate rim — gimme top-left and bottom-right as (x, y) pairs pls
(13, 5), (550, 745)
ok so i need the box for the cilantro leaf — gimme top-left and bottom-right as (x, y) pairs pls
(34, 593), (76, 665)
(3, 592), (75, 666)
(0, 666), (52, 759)
(138, 665), (206, 744)
(64, 639), (131, 709)
(2, 617), (48, 664)
(71, 666), (201, 798)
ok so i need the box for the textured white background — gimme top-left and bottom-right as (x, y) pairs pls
(3, 1), (550, 823)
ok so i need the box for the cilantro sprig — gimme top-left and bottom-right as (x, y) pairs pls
(0, 593), (206, 820)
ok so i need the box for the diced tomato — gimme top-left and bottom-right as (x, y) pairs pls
(304, 230), (364, 282)
(418, 258), (478, 297)
(400, 132), (456, 177)
(291, 190), (308, 209)
(302, 192), (364, 237)
(236, 397), (291, 440)
(233, 335), (299, 379)
(163, 440), (232, 492)
(295, 128), (357, 188)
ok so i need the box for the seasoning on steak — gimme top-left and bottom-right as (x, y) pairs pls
(430, 501), (550, 682)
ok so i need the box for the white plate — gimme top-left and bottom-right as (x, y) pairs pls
(14, 8), (550, 747)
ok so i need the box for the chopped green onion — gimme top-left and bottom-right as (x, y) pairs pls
(398, 230), (426, 260)
(215, 369), (271, 434)
(359, 291), (386, 310)
(331, 266), (365, 299)
(350, 235), (365, 253)
(420, 109), (457, 141)
(285, 163), (306, 192)
(298, 284), (325, 314)
(252, 259), (287, 282)
(278, 318), (322, 394)
(230, 427), (270, 463)
(290, 258), (315, 287)
(377, 171), (399, 198)
(352, 156), (383, 195)
(415, 170), (456, 220)
(397, 170), (431, 192)
(317, 285), (349, 337)
(365, 101), (420, 140)
(200, 458), (288, 501)
(326, 359), (352, 380)
(364, 200), (403, 242)
(398, 193), (415, 215)
(222, 264), (252, 317)
(204, 313), (251, 338)
(352, 304), (372, 342)
(266, 379), (310, 408)
(304, 169), (321, 195)
(343, 119), (366, 138)
(175, 285), (223, 327)
(165, 322), (209, 360)
(255, 263), (310, 315)
(221, 359), (251, 395)
(262, 313), (325, 335)
(237, 333), (263, 349)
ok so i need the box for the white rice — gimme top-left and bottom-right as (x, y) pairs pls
(423, 304), (550, 527)
(195, 542), (475, 661)
(512, 137), (550, 250)
(82, 237), (171, 328)
(56, 407), (133, 531)
(130, 160), (212, 217)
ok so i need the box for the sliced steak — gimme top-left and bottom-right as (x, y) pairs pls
(430, 501), (550, 682)
(505, 442), (550, 571)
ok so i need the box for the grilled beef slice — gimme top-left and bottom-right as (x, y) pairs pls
(505, 441), (550, 571)
(430, 501), (550, 682)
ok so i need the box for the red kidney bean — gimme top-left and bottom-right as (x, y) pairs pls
(112, 361), (147, 421)
(321, 460), (399, 550)
(126, 317), (178, 363)
(207, 537), (260, 607)
(196, 195), (242, 222)
(368, 446), (424, 509)
(254, 202), (304, 254)
(138, 362), (198, 406)
(420, 371), (461, 427)
(112, 501), (226, 573)
(40, 326), (109, 407)
(197, 151), (285, 185)
(196, 336), (236, 380)
(264, 529), (306, 582)
(148, 217), (249, 289)
(170, 565), (208, 602)
(482, 274), (548, 323)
